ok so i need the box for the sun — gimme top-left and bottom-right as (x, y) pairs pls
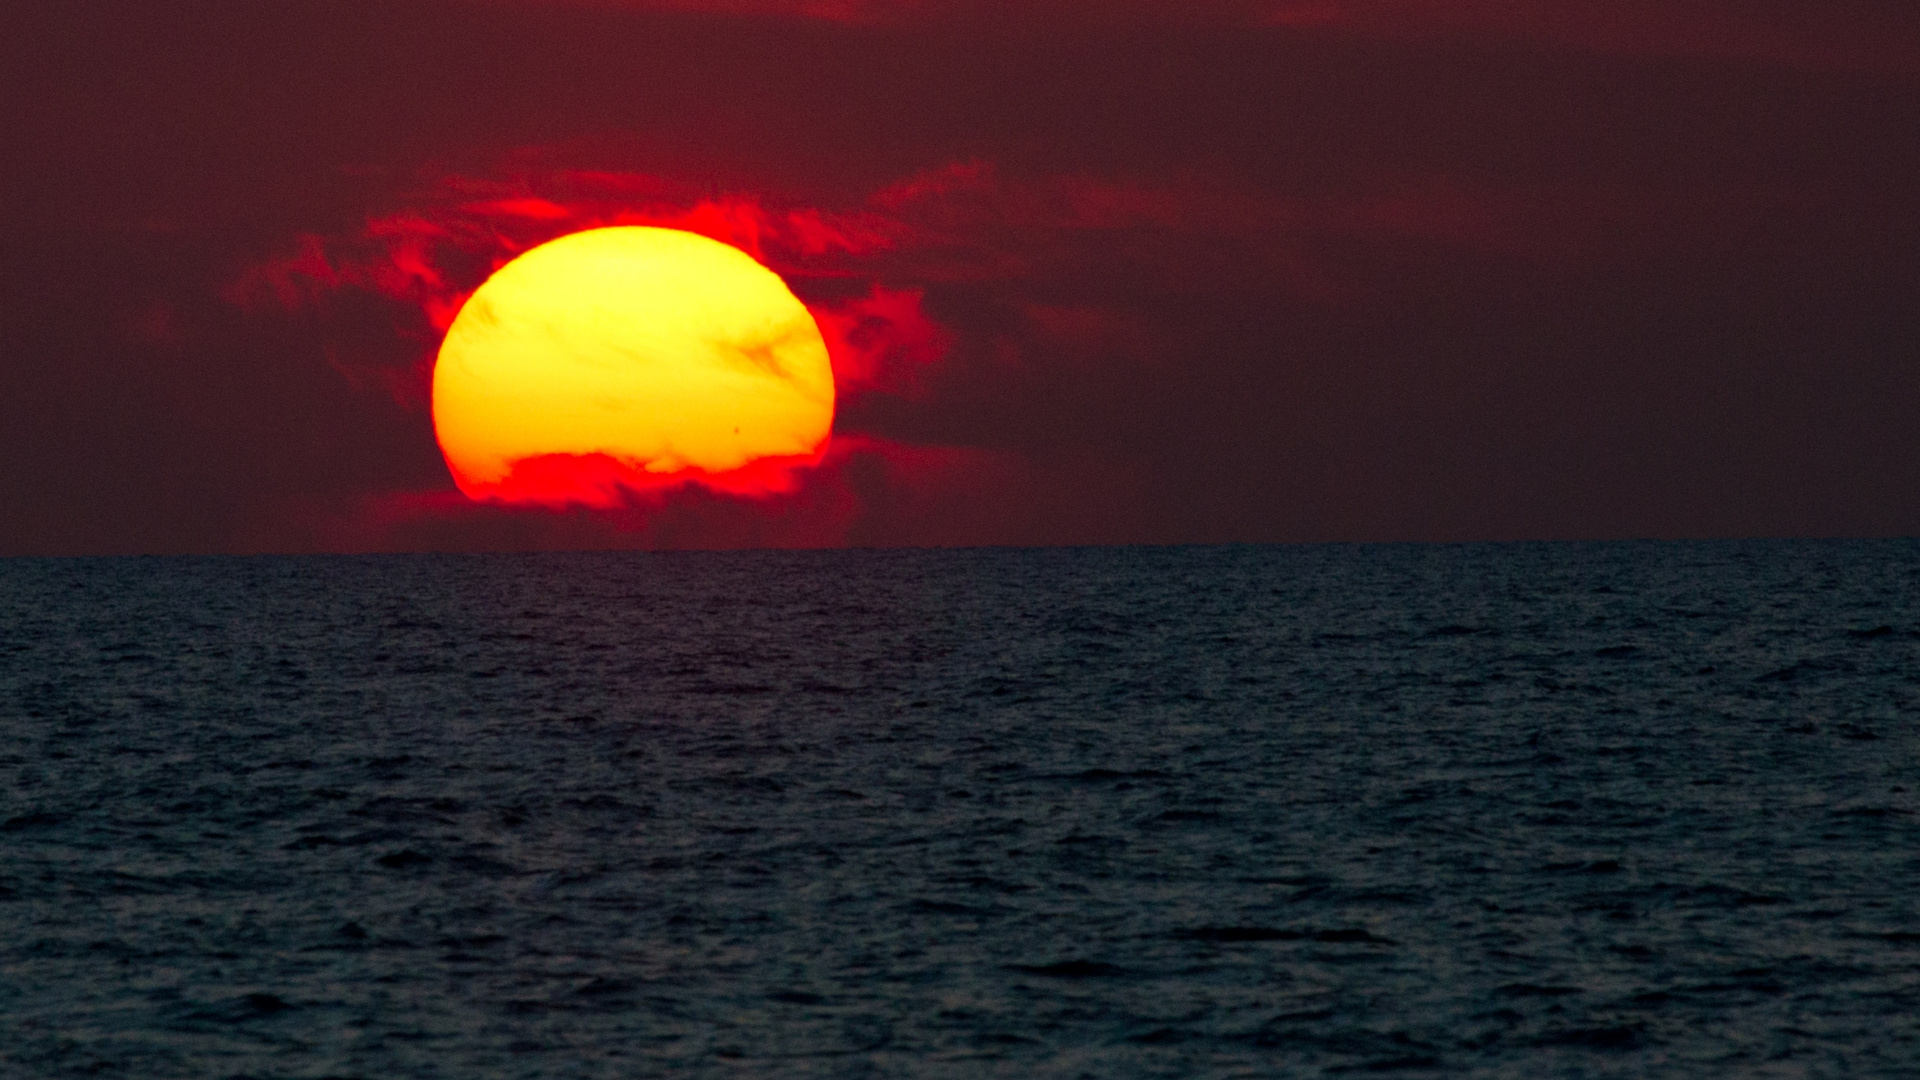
(430, 226), (835, 507)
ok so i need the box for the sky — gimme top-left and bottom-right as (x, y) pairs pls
(3, 0), (1917, 554)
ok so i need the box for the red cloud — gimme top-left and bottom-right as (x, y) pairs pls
(230, 171), (912, 408)
(231, 156), (1675, 542)
(814, 285), (951, 396)
(235, 159), (1667, 377)
(276, 433), (1073, 553)
(234, 159), (1663, 420)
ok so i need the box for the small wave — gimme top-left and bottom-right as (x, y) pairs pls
(1008, 960), (1128, 978)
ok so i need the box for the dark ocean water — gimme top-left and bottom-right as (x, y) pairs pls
(2, 541), (1918, 1078)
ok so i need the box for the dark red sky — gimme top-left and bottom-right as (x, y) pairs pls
(4, 0), (1917, 553)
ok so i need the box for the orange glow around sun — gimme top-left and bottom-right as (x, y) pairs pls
(431, 226), (836, 507)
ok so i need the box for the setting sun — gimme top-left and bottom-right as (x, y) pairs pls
(431, 226), (835, 507)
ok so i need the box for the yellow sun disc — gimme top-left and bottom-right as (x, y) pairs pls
(431, 226), (835, 505)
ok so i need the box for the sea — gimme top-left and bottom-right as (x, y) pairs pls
(1, 540), (1917, 1078)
